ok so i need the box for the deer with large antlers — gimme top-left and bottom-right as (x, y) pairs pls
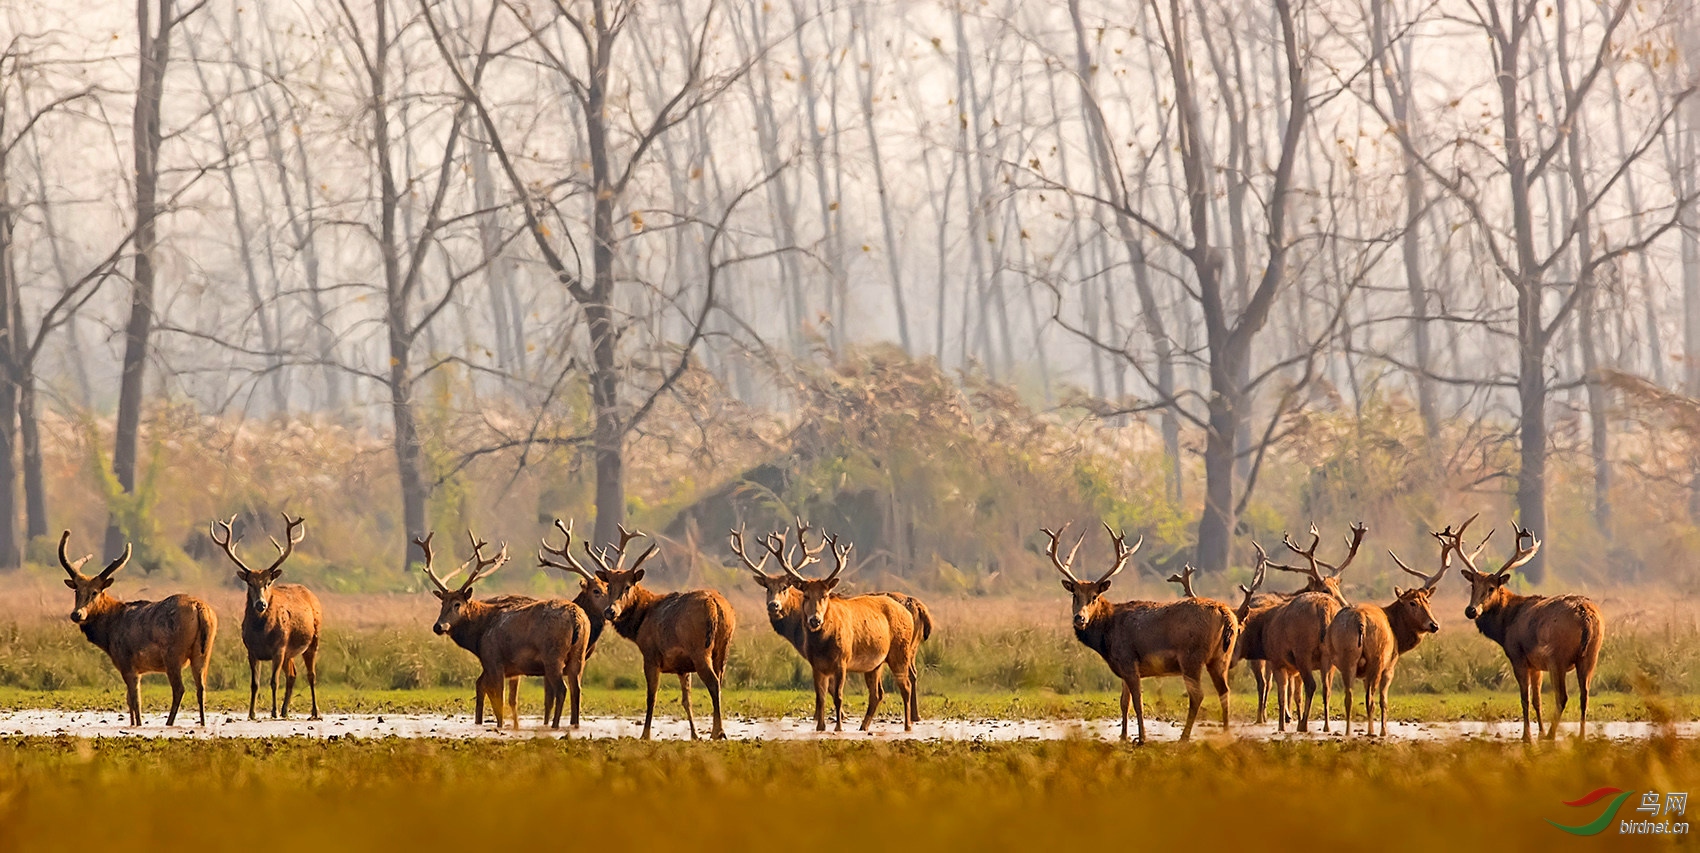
(1449, 519), (1603, 741)
(733, 520), (933, 723)
(1259, 523), (1365, 733)
(760, 526), (919, 733)
(535, 519), (612, 660)
(1324, 534), (1462, 737)
(1044, 523), (1238, 743)
(419, 532), (590, 729)
(561, 524), (736, 739)
(59, 531), (217, 726)
(211, 513), (322, 720)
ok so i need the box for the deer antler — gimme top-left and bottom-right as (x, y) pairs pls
(1281, 525), (1327, 581)
(1238, 544), (1270, 610)
(539, 518), (596, 581)
(1387, 548), (1446, 591)
(458, 530), (508, 591)
(821, 533), (853, 582)
(728, 526), (771, 575)
(57, 530), (93, 579)
(765, 519), (827, 581)
(1497, 525), (1541, 578)
(1318, 522), (1367, 577)
(582, 525), (648, 574)
(1039, 524), (1084, 583)
(1099, 523), (1141, 583)
(414, 532), (456, 593)
(261, 513), (307, 575)
(210, 515), (257, 574)
(1166, 563), (1197, 598)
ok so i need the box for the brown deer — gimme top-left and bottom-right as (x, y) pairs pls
(767, 529), (918, 733)
(1450, 521), (1604, 742)
(1230, 544), (1283, 724)
(59, 531), (217, 726)
(732, 521), (933, 723)
(1044, 523), (1237, 743)
(575, 525), (736, 740)
(1326, 541), (1455, 736)
(419, 532), (590, 729)
(535, 518), (611, 658)
(210, 513), (323, 721)
(1260, 524), (1365, 732)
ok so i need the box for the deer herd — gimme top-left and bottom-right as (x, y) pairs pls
(51, 512), (1601, 744)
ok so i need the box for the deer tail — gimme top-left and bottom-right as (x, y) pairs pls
(909, 598), (934, 643)
(194, 599), (217, 662)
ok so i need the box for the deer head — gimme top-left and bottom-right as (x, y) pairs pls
(779, 530), (854, 632)
(1444, 517), (1538, 620)
(583, 525), (659, 622)
(212, 512), (306, 616)
(1042, 522), (1141, 630)
(733, 518), (823, 620)
(417, 530), (508, 635)
(1271, 521), (1363, 606)
(1385, 544), (1449, 635)
(59, 530), (130, 624)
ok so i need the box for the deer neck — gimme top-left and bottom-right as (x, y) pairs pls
(448, 599), (503, 653)
(1382, 602), (1426, 655)
(77, 592), (127, 648)
(574, 588), (607, 655)
(610, 585), (664, 640)
(1072, 598), (1119, 659)
(1471, 586), (1532, 646)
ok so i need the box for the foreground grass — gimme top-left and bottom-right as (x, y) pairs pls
(1, 682), (1694, 725)
(0, 736), (1691, 851)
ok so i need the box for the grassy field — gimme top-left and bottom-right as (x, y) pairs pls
(0, 736), (1691, 851)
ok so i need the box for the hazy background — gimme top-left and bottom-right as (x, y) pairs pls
(1, 0), (1698, 597)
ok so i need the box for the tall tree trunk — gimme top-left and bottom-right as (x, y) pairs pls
(18, 378), (43, 540)
(0, 148), (18, 567)
(851, 1), (911, 353)
(107, 0), (177, 560)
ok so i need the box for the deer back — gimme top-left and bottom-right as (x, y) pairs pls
(1485, 594), (1602, 670)
(90, 594), (217, 675)
(628, 589), (735, 665)
(241, 583), (322, 659)
(804, 593), (914, 670)
(1263, 592), (1342, 672)
(480, 598), (592, 677)
(1325, 604), (1396, 679)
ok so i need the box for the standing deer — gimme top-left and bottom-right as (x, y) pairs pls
(1326, 540), (1457, 736)
(767, 529), (919, 733)
(732, 521), (933, 723)
(211, 513), (323, 721)
(1451, 521), (1604, 741)
(576, 526), (736, 740)
(1230, 544), (1283, 724)
(1260, 524), (1364, 732)
(1044, 523), (1237, 743)
(419, 532), (590, 729)
(535, 518), (611, 659)
(59, 531), (217, 726)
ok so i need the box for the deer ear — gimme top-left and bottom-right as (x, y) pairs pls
(63, 578), (76, 589)
(235, 569), (250, 583)
(269, 567), (284, 581)
(1393, 586), (1405, 597)
(1098, 579), (1112, 592)
(824, 577), (839, 591)
(97, 576), (114, 590)
(1059, 579), (1074, 593)
(632, 569), (645, 583)
(595, 570), (612, 583)
(432, 589), (447, 600)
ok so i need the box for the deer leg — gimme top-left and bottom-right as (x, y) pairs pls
(1511, 663), (1532, 743)
(1577, 663), (1592, 741)
(641, 661), (660, 740)
(1378, 671), (1391, 738)
(546, 671), (566, 730)
(860, 670), (883, 732)
(247, 657), (260, 721)
(908, 658), (922, 722)
(508, 677), (521, 731)
(813, 670), (829, 732)
(894, 659), (916, 732)
(1128, 667), (1146, 744)
(1548, 670), (1569, 741)
(566, 656), (583, 729)
(1119, 681), (1132, 741)
(123, 670), (142, 727)
(1207, 658), (1230, 731)
(303, 638), (321, 720)
(269, 659), (281, 719)
(1252, 663), (1268, 725)
(1180, 673), (1203, 742)
(1319, 663), (1332, 733)
(830, 664), (848, 733)
(474, 679), (485, 726)
(698, 658), (726, 740)
(280, 656), (298, 719)
(1340, 667), (1354, 736)
(1274, 669), (1288, 733)
(1297, 668), (1317, 733)
(1529, 669), (1545, 739)
(165, 667), (186, 727)
(679, 673), (698, 740)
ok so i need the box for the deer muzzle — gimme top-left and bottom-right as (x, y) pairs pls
(602, 606), (619, 621)
(69, 608), (87, 624)
(1464, 605), (1479, 620)
(433, 621), (451, 635)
